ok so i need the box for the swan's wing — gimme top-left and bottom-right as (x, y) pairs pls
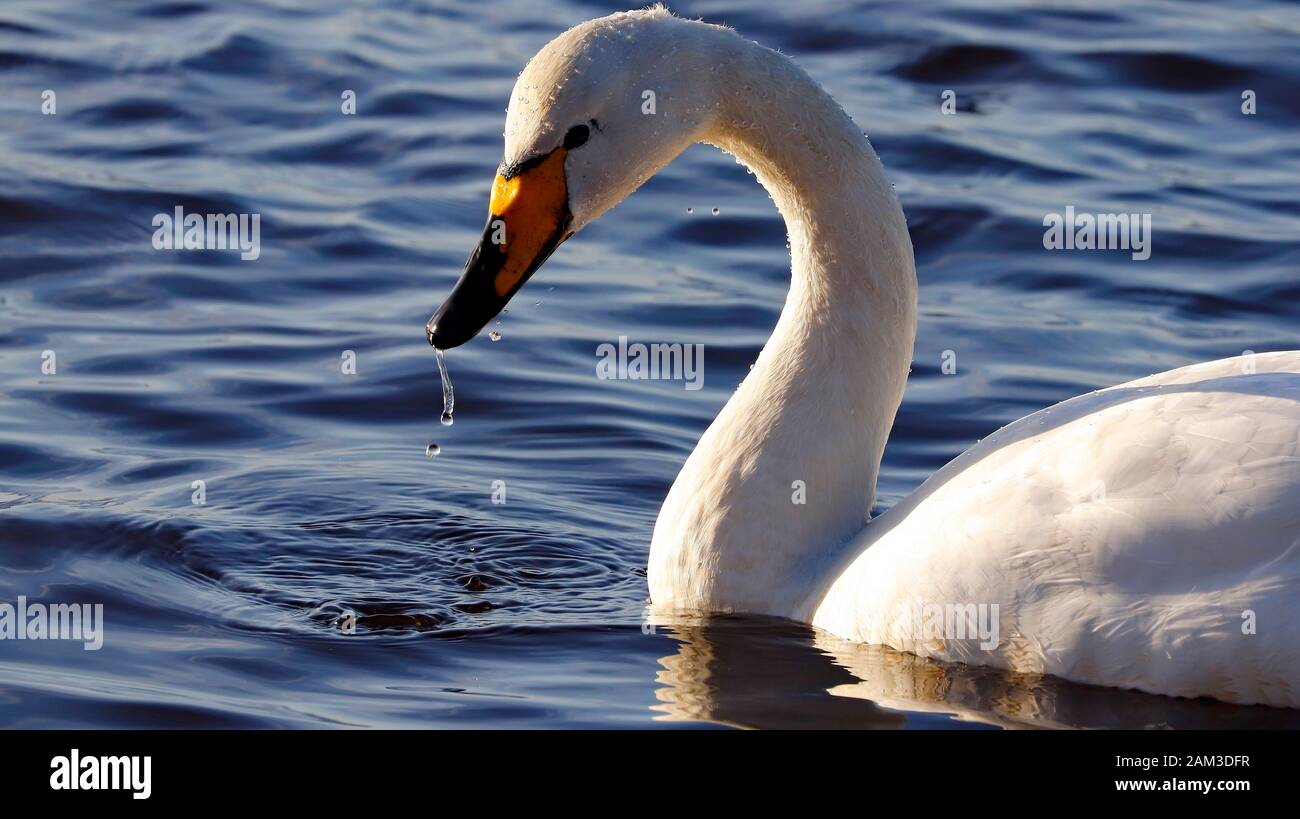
(813, 352), (1300, 707)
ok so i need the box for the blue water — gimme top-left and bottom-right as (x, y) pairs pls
(1, 0), (1299, 728)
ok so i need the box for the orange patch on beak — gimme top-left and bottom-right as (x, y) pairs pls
(487, 147), (569, 297)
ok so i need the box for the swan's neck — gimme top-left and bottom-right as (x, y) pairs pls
(648, 36), (917, 619)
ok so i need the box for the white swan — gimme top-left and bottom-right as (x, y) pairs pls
(427, 7), (1300, 708)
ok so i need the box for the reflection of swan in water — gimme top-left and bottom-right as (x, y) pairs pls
(650, 614), (906, 729)
(648, 614), (1300, 729)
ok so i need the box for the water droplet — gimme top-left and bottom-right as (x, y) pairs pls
(489, 330), (502, 342)
(686, 207), (694, 214)
(711, 207), (720, 215)
(435, 348), (455, 426)
(425, 443), (440, 458)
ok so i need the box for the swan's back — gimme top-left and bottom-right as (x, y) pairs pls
(813, 351), (1300, 707)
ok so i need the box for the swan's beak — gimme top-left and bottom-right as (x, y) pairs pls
(426, 147), (572, 349)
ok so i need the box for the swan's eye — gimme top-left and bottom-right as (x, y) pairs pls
(563, 123), (590, 150)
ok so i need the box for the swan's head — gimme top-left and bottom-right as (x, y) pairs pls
(427, 6), (725, 348)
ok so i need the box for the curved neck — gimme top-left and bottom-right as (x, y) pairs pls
(648, 34), (917, 619)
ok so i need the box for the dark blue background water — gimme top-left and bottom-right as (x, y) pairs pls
(2, 0), (1299, 728)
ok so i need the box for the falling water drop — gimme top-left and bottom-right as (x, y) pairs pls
(711, 207), (720, 215)
(435, 347), (454, 426)
(425, 443), (440, 458)
(489, 330), (502, 342)
(686, 207), (694, 214)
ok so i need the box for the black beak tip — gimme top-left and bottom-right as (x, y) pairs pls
(426, 319), (454, 350)
(425, 304), (480, 350)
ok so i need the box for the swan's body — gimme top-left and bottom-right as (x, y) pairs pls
(430, 7), (1300, 708)
(811, 354), (1300, 707)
